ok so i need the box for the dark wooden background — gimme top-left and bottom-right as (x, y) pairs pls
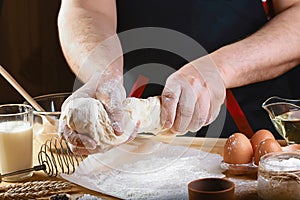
(0, 0), (75, 104)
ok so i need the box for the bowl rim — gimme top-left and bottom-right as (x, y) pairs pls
(188, 178), (235, 194)
(0, 104), (33, 117)
(33, 92), (72, 101)
(259, 151), (300, 170)
(24, 92), (72, 115)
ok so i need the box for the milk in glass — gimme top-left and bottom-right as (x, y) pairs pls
(0, 121), (33, 181)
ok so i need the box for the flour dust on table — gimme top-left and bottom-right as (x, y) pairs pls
(61, 140), (224, 200)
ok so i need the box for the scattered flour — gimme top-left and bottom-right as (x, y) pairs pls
(61, 141), (224, 200)
(229, 178), (258, 200)
(77, 194), (103, 200)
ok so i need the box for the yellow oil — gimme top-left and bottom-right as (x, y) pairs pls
(272, 110), (300, 144)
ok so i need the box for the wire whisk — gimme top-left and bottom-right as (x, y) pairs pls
(38, 136), (83, 177)
(0, 137), (83, 182)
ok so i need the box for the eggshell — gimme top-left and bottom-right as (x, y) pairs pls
(254, 138), (282, 165)
(250, 129), (275, 153)
(223, 133), (253, 164)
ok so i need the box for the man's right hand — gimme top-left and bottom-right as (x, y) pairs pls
(69, 69), (126, 135)
(58, 69), (128, 154)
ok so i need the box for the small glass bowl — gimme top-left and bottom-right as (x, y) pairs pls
(25, 92), (71, 144)
(220, 160), (258, 175)
(257, 151), (300, 200)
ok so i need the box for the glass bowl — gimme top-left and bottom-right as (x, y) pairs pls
(258, 151), (300, 200)
(25, 92), (71, 144)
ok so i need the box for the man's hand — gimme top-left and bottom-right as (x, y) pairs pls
(58, 70), (140, 155)
(161, 55), (226, 134)
(67, 69), (126, 134)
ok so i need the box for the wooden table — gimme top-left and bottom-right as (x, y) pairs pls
(0, 135), (259, 199)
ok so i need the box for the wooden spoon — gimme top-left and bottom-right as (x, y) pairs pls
(0, 65), (56, 126)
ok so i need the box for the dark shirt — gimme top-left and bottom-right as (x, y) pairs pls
(116, 0), (300, 139)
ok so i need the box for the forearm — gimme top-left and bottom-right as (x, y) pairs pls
(211, 2), (300, 88)
(58, 0), (122, 83)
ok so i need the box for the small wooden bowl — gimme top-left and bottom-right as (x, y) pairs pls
(188, 178), (235, 200)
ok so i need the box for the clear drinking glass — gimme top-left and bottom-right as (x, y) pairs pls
(0, 104), (33, 182)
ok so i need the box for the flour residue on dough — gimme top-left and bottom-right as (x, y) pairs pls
(60, 96), (170, 149)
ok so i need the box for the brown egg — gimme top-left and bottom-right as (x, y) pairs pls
(223, 133), (253, 164)
(254, 138), (282, 165)
(250, 129), (275, 153)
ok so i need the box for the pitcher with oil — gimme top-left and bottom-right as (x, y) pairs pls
(262, 96), (300, 144)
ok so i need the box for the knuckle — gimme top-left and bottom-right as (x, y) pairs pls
(162, 91), (178, 101)
(106, 106), (123, 119)
(190, 77), (203, 89)
(178, 105), (194, 118)
(110, 107), (123, 116)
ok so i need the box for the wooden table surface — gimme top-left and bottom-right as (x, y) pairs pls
(0, 135), (261, 200)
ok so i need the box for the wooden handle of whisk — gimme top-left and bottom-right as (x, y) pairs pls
(0, 65), (58, 126)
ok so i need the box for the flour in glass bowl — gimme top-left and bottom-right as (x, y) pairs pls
(258, 152), (300, 200)
(264, 157), (300, 171)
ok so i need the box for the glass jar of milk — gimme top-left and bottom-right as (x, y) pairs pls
(0, 104), (33, 182)
(258, 152), (300, 200)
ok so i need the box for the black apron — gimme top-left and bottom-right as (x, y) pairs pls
(116, 0), (300, 138)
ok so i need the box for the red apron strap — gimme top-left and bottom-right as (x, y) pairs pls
(225, 89), (254, 138)
(128, 75), (149, 98)
(262, 0), (274, 20)
(224, 0), (273, 138)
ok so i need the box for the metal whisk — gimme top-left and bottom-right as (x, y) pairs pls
(0, 137), (83, 182)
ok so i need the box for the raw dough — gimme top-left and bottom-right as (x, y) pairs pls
(59, 96), (175, 148)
